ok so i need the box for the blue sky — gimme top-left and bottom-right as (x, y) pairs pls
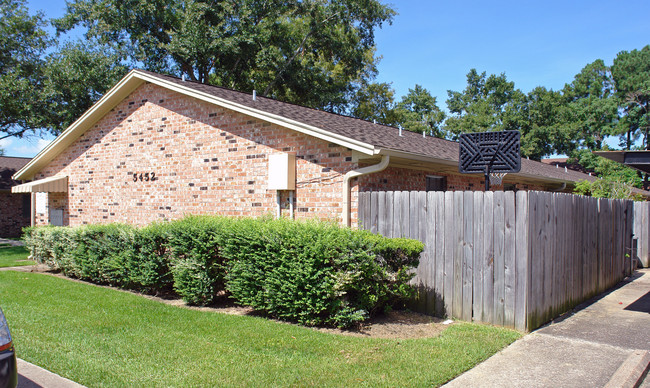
(4, 0), (650, 157)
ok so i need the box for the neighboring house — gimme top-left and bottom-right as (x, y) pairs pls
(541, 157), (597, 175)
(13, 70), (605, 228)
(0, 156), (31, 237)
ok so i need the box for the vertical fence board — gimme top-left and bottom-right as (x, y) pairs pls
(558, 194), (567, 313)
(409, 191), (421, 241)
(393, 192), (405, 237)
(529, 192), (542, 329)
(515, 191), (528, 331)
(359, 192), (369, 231)
(409, 192), (422, 293)
(576, 194), (584, 302)
(596, 198), (603, 294)
(370, 191), (379, 234)
(565, 194), (573, 307)
(425, 192), (437, 312)
(504, 191), (516, 328)
(435, 192), (446, 317)
(493, 191), (505, 326)
(376, 191), (387, 237)
(639, 202), (650, 268)
(453, 191), (465, 319)
(575, 195), (582, 300)
(462, 191), (474, 322)
(626, 201), (633, 276)
(543, 192), (554, 324)
(550, 193), (559, 317)
(633, 203), (642, 268)
(483, 191), (495, 324)
(591, 198), (599, 295)
(384, 191), (395, 237)
(444, 191), (455, 317)
(418, 192), (430, 310)
(473, 192), (485, 322)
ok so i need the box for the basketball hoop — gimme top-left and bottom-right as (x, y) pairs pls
(458, 130), (521, 191)
(489, 172), (507, 186)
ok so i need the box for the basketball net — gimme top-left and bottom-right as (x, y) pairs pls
(489, 172), (507, 186)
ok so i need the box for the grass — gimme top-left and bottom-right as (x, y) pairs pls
(0, 245), (34, 267)
(0, 271), (521, 387)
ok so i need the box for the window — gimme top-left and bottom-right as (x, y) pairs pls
(426, 175), (447, 192)
(21, 194), (30, 218)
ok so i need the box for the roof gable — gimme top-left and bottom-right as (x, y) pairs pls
(15, 69), (598, 186)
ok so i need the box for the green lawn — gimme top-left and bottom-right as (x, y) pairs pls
(0, 245), (34, 267)
(0, 271), (521, 387)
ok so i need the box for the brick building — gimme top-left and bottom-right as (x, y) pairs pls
(1, 156), (31, 237)
(13, 70), (601, 228)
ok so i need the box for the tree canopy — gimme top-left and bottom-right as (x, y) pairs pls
(612, 46), (650, 150)
(0, 0), (50, 139)
(1, 0), (649, 176)
(55, 0), (395, 112)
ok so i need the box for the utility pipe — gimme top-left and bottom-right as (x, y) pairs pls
(289, 190), (294, 219)
(342, 155), (390, 227)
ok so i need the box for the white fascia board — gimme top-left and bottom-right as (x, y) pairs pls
(135, 71), (376, 155)
(378, 149), (459, 167)
(13, 70), (146, 180)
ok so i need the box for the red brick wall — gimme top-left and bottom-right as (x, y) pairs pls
(0, 191), (29, 237)
(35, 83), (356, 226)
(32, 82), (550, 228)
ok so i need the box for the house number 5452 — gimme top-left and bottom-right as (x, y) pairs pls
(132, 172), (157, 182)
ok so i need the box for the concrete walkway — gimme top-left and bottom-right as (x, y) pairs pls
(444, 269), (650, 388)
(0, 238), (24, 246)
(16, 359), (85, 388)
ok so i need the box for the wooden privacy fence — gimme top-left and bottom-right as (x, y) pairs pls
(633, 202), (650, 267)
(359, 190), (635, 331)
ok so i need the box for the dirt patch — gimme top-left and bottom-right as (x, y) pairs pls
(315, 310), (449, 339)
(4, 264), (452, 339)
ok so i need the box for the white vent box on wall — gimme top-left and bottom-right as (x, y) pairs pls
(268, 153), (296, 190)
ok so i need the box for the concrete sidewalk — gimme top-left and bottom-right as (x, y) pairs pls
(444, 269), (650, 388)
(0, 238), (24, 247)
(16, 359), (85, 388)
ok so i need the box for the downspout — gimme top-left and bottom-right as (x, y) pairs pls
(342, 155), (390, 227)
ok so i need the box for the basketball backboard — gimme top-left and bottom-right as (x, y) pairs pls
(459, 130), (521, 174)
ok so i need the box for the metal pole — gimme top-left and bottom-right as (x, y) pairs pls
(485, 166), (490, 191)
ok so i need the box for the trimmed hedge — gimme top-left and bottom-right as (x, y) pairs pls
(23, 216), (423, 328)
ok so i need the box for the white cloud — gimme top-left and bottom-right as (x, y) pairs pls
(10, 138), (53, 157)
(0, 137), (12, 149)
(36, 138), (52, 152)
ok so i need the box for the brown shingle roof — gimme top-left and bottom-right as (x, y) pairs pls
(142, 70), (597, 185)
(0, 156), (31, 190)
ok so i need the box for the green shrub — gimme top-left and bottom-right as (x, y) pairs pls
(224, 218), (423, 328)
(23, 226), (76, 272)
(165, 216), (233, 305)
(129, 223), (174, 292)
(69, 224), (136, 285)
(23, 216), (424, 328)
